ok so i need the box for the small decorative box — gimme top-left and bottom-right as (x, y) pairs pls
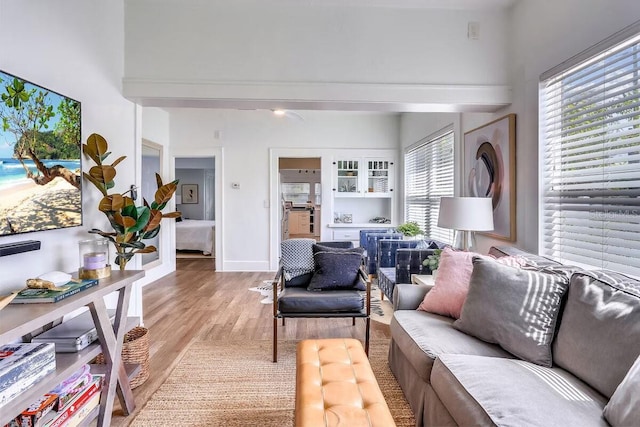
(0, 343), (56, 408)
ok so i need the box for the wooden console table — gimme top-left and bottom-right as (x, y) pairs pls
(0, 270), (145, 426)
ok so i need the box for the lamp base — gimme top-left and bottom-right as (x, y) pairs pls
(453, 230), (477, 252)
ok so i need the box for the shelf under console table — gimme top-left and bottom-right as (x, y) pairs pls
(0, 270), (145, 427)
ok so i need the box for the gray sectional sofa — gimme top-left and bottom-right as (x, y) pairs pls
(388, 246), (640, 426)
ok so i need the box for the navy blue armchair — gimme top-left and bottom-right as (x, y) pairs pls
(377, 239), (448, 300)
(363, 232), (403, 276)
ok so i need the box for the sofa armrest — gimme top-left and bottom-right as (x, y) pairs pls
(393, 283), (433, 311)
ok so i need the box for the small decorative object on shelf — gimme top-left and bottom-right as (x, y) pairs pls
(82, 133), (181, 270)
(78, 238), (111, 279)
(369, 217), (391, 224)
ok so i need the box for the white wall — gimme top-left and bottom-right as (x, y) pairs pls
(168, 109), (399, 271)
(123, 0), (511, 110)
(0, 1), (138, 298)
(404, 1), (640, 254)
(470, 0), (640, 254)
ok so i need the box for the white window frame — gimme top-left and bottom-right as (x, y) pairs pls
(404, 126), (455, 244)
(539, 21), (640, 276)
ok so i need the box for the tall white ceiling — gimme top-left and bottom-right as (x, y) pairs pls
(240, 0), (518, 9)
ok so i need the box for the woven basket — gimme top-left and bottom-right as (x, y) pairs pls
(95, 326), (150, 389)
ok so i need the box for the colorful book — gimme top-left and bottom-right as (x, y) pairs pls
(11, 279), (99, 304)
(39, 376), (101, 427)
(12, 393), (59, 427)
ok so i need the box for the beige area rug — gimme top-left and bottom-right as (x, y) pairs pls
(249, 280), (394, 325)
(131, 340), (414, 427)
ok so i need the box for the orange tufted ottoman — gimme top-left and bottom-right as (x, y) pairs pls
(295, 338), (396, 427)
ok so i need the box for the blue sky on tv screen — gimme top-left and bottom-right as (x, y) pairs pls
(0, 70), (74, 159)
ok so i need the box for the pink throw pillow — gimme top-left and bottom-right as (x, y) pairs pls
(417, 248), (525, 319)
(418, 248), (477, 318)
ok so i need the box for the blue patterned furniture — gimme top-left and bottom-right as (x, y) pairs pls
(363, 232), (403, 276)
(377, 240), (447, 301)
(359, 228), (395, 249)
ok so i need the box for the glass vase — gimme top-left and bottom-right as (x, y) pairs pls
(78, 238), (111, 279)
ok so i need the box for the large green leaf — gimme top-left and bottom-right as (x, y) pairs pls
(128, 206), (151, 233)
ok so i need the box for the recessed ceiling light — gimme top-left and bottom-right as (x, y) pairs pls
(273, 109), (286, 116)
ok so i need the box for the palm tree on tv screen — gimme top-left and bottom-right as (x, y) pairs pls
(0, 75), (80, 189)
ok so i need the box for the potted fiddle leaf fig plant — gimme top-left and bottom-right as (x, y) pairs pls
(82, 133), (180, 270)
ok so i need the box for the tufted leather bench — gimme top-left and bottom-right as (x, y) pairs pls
(295, 338), (396, 427)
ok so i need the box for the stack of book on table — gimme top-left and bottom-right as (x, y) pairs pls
(3, 364), (103, 427)
(10, 279), (99, 304)
(0, 343), (56, 409)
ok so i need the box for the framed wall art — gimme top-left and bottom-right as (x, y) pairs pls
(181, 184), (199, 204)
(463, 114), (516, 241)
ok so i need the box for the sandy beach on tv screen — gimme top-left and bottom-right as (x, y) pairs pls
(0, 178), (81, 235)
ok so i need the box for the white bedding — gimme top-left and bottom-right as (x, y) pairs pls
(176, 219), (215, 255)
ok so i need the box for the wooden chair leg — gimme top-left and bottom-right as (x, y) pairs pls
(365, 317), (371, 356)
(272, 317), (278, 363)
(380, 290), (384, 301)
(352, 317), (356, 326)
(282, 318), (286, 326)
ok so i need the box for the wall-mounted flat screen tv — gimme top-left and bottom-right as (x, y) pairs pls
(0, 70), (81, 236)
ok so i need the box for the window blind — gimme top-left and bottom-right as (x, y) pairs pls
(404, 128), (454, 244)
(540, 25), (640, 276)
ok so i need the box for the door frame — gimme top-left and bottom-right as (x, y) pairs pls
(172, 147), (224, 272)
(269, 148), (328, 271)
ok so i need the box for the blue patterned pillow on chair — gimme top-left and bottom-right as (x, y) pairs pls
(307, 245), (365, 291)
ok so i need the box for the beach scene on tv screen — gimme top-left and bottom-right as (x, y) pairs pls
(0, 70), (82, 236)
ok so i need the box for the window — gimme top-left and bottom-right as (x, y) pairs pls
(404, 127), (454, 243)
(540, 23), (640, 276)
(281, 183), (310, 205)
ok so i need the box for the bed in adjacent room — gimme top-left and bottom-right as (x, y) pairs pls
(176, 219), (216, 256)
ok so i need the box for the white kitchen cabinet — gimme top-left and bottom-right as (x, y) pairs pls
(330, 155), (396, 228)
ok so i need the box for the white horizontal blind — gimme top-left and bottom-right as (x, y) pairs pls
(540, 27), (640, 276)
(405, 129), (454, 244)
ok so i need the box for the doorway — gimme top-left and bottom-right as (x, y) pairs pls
(279, 157), (321, 241)
(172, 150), (222, 272)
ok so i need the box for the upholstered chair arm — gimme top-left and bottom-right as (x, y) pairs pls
(393, 283), (432, 311)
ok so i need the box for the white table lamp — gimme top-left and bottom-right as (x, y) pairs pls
(437, 197), (494, 251)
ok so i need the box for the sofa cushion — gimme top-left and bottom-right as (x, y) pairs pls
(604, 355), (640, 427)
(553, 270), (640, 398)
(417, 247), (478, 318)
(278, 287), (364, 313)
(453, 257), (570, 367)
(418, 248), (526, 319)
(431, 354), (609, 427)
(389, 310), (512, 384)
(307, 245), (365, 291)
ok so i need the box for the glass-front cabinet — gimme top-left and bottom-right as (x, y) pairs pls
(366, 159), (391, 196)
(330, 153), (396, 231)
(335, 159), (361, 195)
(333, 157), (393, 198)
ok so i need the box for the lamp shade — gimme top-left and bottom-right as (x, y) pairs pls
(437, 197), (494, 231)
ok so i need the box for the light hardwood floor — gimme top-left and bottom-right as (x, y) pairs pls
(109, 259), (391, 426)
